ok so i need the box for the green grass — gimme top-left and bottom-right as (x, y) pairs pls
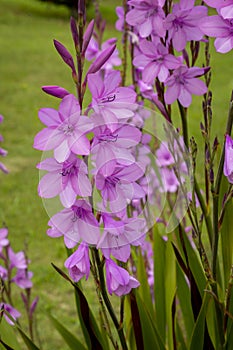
(0, 0), (233, 348)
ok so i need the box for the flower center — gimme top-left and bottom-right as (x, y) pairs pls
(98, 129), (118, 142)
(100, 94), (116, 103)
(59, 124), (75, 135)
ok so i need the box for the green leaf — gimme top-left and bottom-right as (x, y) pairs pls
(137, 248), (155, 318)
(15, 328), (40, 350)
(206, 296), (222, 349)
(130, 291), (144, 350)
(153, 226), (166, 343)
(135, 292), (166, 350)
(52, 263), (107, 350)
(220, 177), (233, 291)
(0, 318), (21, 350)
(48, 314), (87, 350)
(189, 293), (210, 350)
(176, 262), (194, 342)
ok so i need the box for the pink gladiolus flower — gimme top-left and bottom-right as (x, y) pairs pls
(34, 94), (92, 162)
(0, 228), (9, 252)
(105, 259), (140, 296)
(97, 214), (146, 262)
(91, 120), (141, 170)
(8, 248), (27, 270)
(12, 269), (33, 289)
(115, 6), (124, 32)
(200, 15), (233, 53)
(88, 70), (137, 125)
(156, 142), (175, 167)
(37, 153), (92, 208)
(159, 167), (180, 193)
(164, 65), (208, 107)
(47, 199), (100, 247)
(64, 242), (90, 282)
(133, 39), (181, 84)
(164, 0), (207, 51)
(95, 160), (145, 213)
(126, 0), (166, 38)
(0, 303), (21, 325)
(224, 134), (233, 183)
(204, 1), (233, 19)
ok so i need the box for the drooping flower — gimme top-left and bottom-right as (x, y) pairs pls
(133, 39), (181, 84)
(105, 258), (140, 296)
(224, 134), (233, 183)
(97, 214), (146, 262)
(164, 65), (208, 107)
(200, 15), (233, 53)
(0, 303), (21, 325)
(47, 199), (100, 247)
(88, 70), (136, 125)
(126, 0), (166, 38)
(164, 0), (207, 51)
(37, 153), (92, 208)
(64, 242), (90, 282)
(34, 94), (92, 162)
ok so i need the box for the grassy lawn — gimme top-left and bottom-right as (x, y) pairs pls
(0, 0), (233, 348)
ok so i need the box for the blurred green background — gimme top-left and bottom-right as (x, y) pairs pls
(0, 0), (233, 348)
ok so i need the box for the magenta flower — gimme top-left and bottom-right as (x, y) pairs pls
(0, 228), (9, 253)
(95, 161), (145, 213)
(64, 242), (90, 282)
(34, 94), (92, 162)
(156, 142), (175, 167)
(0, 303), (21, 325)
(115, 6), (124, 32)
(224, 134), (233, 183)
(133, 40), (181, 84)
(47, 199), (100, 247)
(12, 269), (33, 289)
(204, 1), (233, 19)
(37, 153), (92, 208)
(164, 0), (207, 51)
(88, 70), (136, 125)
(91, 121), (141, 170)
(164, 65), (208, 107)
(105, 258), (140, 296)
(8, 248), (27, 270)
(126, 0), (166, 38)
(159, 167), (180, 193)
(200, 15), (233, 53)
(97, 214), (146, 262)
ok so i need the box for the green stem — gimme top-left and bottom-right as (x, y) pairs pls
(94, 249), (128, 350)
(212, 95), (233, 283)
(194, 177), (213, 247)
(178, 101), (188, 149)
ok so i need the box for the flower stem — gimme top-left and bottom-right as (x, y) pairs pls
(93, 249), (128, 350)
(178, 101), (188, 149)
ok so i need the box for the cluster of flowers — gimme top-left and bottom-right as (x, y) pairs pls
(0, 115), (8, 174)
(34, 28), (153, 294)
(0, 227), (37, 325)
(34, 0), (208, 296)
